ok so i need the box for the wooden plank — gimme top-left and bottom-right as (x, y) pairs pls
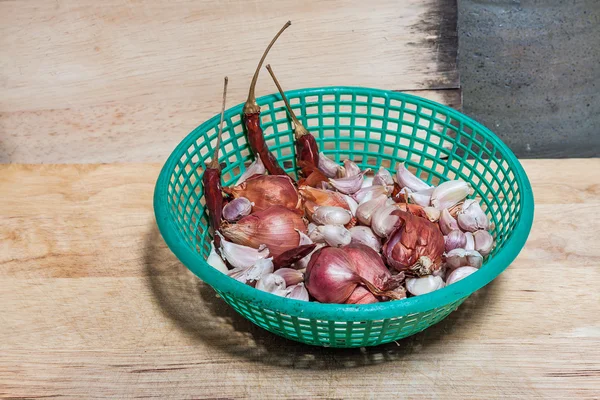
(0, 0), (459, 163)
(0, 160), (599, 398)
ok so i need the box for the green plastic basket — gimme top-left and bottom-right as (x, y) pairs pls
(154, 86), (534, 348)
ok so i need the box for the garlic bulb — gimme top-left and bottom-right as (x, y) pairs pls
(318, 152), (342, 178)
(312, 206), (352, 226)
(235, 157), (266, 185)
(431, 180), (471, 210)
(222, 197), (253, 222)
(445, 266), (478, 285)
(439, 208), (460, 235)
(313, 225), (352, 247)
(227, 257), (274, 283)
(274, 268), (304, 286)
(473, 230), (494, 256)
(356, 194), (388, 225)
(406, 275), (445, 296)
(457, 199), (490, 232)
(395, 163), (431, 192)
(445, 230), (467, 252)
(256, 273), (287, 296)
(217, 232), (269, 269)
(206, 242), (228, 273)
(329, 170), (369, 194)
(371, 204), (399, 237)
(349, 226), (382, 253)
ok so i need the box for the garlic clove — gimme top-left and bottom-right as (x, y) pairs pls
(464, 231), (475, 250)
(274, 268), (304, 286)
(206, 242), (228, 273)
(406, 275), (445, 296)
(318, 152), (342, 178)
(222, 197), (253, 222)
(227, 257), (274, 284)
(353, 185), (390, 204)
(285, 282), (309, 301)
(407, 187), (434, 207)
(395, 163), (431, 192)
(235, 157), (266, 185)
(297, 229), (313, 246)
(457, 199), (490, 232)
(361, 176), (374, 189)
(466, 250), (483, 269)
(356, 194), (388, 225)
(439, 208), (460, 235)
(349, 225), (382, 253)
(316, 225), (352, 247)
(423, 206), (441, 222)
(445, 248), (467, 269)
(473, 230), (494, 256)
(431, 180), (472, 210)
(444, 230), (467, 252)
(343, 159), (361, 177)
(445, 266), (478, 285)
(217, 232), (269, 269)
(373, 167), (394, 189)
(312, 206), (352, 226)
(294, 242), (325, 270)
(371, 204), (400, 238)
(342, 194), (359, 216)
(329, 170), (370, 195)
(256, 273), (287, 295)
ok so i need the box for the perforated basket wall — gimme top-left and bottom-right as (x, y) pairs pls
(154, 87), (534, 348)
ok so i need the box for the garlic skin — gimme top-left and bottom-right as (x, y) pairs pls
(342, 159), (361, 177)
(314, 225), (352, 247)
(371, 204), (399, 237)
(236, 157), (266, 185)
(227, 257), (274, 283)
(473, 230), (494, 256)
(431, 180), (472, 210)
(406, 275), (445, 296)
(318, 152), (342, 178)
(457, 199), (490, 232)
(439, 208), (460, 235)
(445, 266), (478, 285)
(222, 197), (253, 222)
(206, 242), (228, 273)
(445, 230), (467, 252)
(217, 232), (269, 269)
(285, 283), (309, 301)
(373, 167), (394, 189)
(349, 226), (382, 253)
(256, 273), (287, 296)
(312, 206), (352, 226)
(274, 268), (304, 286)
(423, 206), (441, 222)
(342, 195), (359, 216)
(445, 248), (483, 269)
(395, 163), (431, 192)
(329, 170), (369, 194)
(353, 185), (390, 205)
(356, 194), (388, 225)
(464, 231), (475, 250)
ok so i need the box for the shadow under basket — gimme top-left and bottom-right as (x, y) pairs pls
(154, 87), (534, 348)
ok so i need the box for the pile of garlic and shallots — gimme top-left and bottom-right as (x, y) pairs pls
(207, 154), (495, 304)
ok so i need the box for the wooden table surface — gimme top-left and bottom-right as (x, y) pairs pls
(2, 0), (600, 399)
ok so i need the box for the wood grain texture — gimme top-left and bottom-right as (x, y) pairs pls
(0, 0), (459, 163)
(1, 160), (599, 399)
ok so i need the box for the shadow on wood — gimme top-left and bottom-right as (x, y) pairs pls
(144, 221), (495, 369)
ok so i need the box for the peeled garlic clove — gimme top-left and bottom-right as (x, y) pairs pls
(349, 226), (382, 253)
(445, 248), (467, 269)
(206, 242), (228, 273)
(373, 167), (394, 188)
(316, 225), (352, 247)
(445, 230), (467, 252)
(361, 176), (374, 189)
(318, 152), (342, 178)
(217, 232), (269, 269)
(236, 157), (266, 185)
(274, 268), (304, 286)
(395, 163), (431, 192)
(473, 230), (494, 256)
(256, 273), (286, 294)
(285, 282), (309, 301)
(342, 195), (359, 216)
(312, 206), (352, 226)
(464, 231), (475, 250)
(343, 159), (361, 177)
(423, 206), (441, 222)
(439, 208), (460, 235)
(445, 266), (478, 285)
(371, 204), (400, 238)
(222, 197), (253, 222)
(457, 199), (490, 232)
(406, 275), (445, 296)
(431, 180), (472, 210)
(329, 170), (369, 195)
(356, 194), (388, 225)
(465, 250), (483, 269)
(353, 185), (390, 204)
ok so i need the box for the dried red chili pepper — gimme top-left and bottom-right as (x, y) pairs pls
(202, 77), (229, 234)
(265, 64), (320, 178)
(243, 21), (291, 176)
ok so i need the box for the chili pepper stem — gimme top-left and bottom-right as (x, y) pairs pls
(243, 21), (292, 115)
(208, 76), (229, 170)
(265, 64), (310, 139)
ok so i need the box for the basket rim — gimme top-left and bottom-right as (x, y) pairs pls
(154, 86), (534, 322)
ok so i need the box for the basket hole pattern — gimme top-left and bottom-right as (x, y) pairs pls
(163, 89), (524, 346)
